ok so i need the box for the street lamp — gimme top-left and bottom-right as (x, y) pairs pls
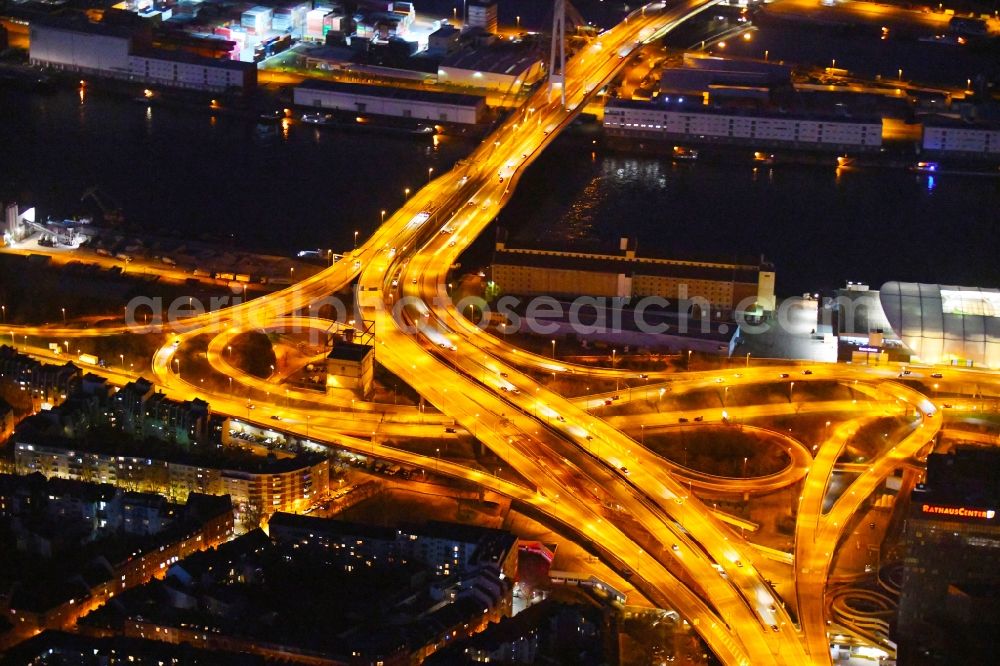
(1, 305), (5, 323)
(404, 187), (411, 199)
(119, 353), (124, 369)
(353, 230), (358, 248)
(743, 456), (749, 478)
(789, 381), (795, 402)
(61, 307), (66, 324)
(381, 209), (386, 225)
(551, 339), (556, 359)
(427, 167), (434, 181)
(640, 424), (645, 446)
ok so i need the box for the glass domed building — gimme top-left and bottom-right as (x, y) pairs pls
(879, 282), (1000, 368)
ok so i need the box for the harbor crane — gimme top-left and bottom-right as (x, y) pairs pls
(81, 187), (124, 225)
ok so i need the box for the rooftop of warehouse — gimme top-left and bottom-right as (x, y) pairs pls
(296, 78), (484, 107)
(440, 43), (543, 76)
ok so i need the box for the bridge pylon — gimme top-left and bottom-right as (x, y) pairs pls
(548, 0), (566, 107)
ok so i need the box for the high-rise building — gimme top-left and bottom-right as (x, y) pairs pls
(896, 446), (1000, 664)
(467, 0), (498, 34)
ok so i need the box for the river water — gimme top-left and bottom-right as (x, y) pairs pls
(2, 86), (998, 296)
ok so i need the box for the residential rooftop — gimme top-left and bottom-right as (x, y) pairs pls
(14, 421), (326, 475)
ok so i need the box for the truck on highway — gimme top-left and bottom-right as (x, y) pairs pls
(407, 212), (430, 228)
(78, 353), (99, 366)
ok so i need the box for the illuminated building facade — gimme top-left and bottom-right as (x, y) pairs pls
(879, 282), (1000, 367)
(13, 439), (329, 519)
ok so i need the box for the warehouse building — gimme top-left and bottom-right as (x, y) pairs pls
(921, 116), (1000, 159)
(604, 99), (883, 151)
(294, 79), (485, 124)
(491, 236), (776, 314)
(128, 48), (256, 92)
(438, 44), (545, 93)
(28, 17), (256, 92)
(28, 16), (136, 77)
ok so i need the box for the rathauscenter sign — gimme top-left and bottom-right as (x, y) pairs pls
(922, 504), (996, 520)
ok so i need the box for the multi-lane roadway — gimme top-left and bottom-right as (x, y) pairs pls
(5, 2), (995, 664)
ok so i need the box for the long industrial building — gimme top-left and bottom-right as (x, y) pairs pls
(921, 116), (1000, 158)
(604, 99), (883, 151)
(293, 79), (485, 124)
(28, 17), (257, 92)
(437, 44), (545, 93)
(491, 236), (776, 313)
